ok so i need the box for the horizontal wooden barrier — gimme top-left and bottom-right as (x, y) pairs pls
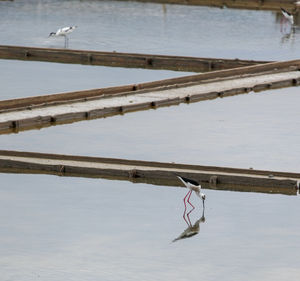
(0, 60), (300, 134)
(118, 0), (297, 11)
(0, 59), (298, 113)
(0, 150), (298, 195)
(0, 45), (268, 72)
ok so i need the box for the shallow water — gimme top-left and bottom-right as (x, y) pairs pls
(1, 1), (300, 280)
(0, 0), (300, 60)
(0, 174), (299, 281)
(0, 59), (190, 100)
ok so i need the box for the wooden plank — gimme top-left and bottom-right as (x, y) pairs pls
(118, 0), (297, 11)
(0, 59), (299, 113)
(0, 150), (298, 195)
(0, 45), (268, 73)
(0, 67), (300, 134)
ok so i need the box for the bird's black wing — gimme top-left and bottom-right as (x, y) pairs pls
(281, 7), (291, 16)
(177, 175), (199, 186)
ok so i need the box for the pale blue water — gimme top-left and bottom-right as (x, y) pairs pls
(1, 86), (300, 173)
(1, 84), (300, 280)
(0, 59), (190, 100)
(0, 0), (300, 60)
(0, 174), (299, 281)
(0, 1), (300, 281)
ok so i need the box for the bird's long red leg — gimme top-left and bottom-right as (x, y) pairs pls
(183, 190), (191, 209)
(187, 190), (195, 209)
(183, 208), (190, 226)
(183, 190), (192, 226)
(183, 201), (192, 226)
(186, 208), (193, 226)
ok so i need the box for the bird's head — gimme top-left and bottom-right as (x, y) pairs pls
(196, 191), (206, 201)
(49, 32), (56, 37)
(200, 193), (206, 201)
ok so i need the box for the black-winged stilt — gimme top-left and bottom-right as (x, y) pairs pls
(281, 8), (294, 25)
(176, 175), (206, 209)
(49, 26), (77, 48)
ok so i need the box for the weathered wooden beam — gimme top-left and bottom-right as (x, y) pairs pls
(0, 60), (300, 135)
(117, 0), (297, 11)
(0, 59), (299, 113)
(0, 45), (268, 73)
(0, 150), (298, 195)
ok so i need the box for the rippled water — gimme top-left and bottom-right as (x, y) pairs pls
(0, 1), (300, 281)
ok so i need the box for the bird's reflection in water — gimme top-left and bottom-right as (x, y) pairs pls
(162, 4), (167, 15)
(279, 9), (299, 44)
(172, 206), (205, 242)
(280, 23), (296, 44)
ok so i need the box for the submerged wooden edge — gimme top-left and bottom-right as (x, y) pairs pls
(1, 72), (300, 135)
(1, 149), (300, 178)
(0, 150), (298, 195)
(0, 45), (268, 73)
(0, 166), (297, 196)
(117, 0), (297, 11)
(0, 59), (299, 113)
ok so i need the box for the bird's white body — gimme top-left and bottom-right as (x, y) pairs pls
(49, 26), (77, 48)
(50, 26), (77, 37)
(281, 8), (294, 25)
(176, 175), (206, 210)
(177, 175), (204, 198)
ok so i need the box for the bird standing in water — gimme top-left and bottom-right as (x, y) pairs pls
(176, 175), (206, 209)
(49, 26), (77, 48)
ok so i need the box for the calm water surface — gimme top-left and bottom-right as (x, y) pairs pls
(0, 0), (300, 60)
(0, 174), (299, 281)
(0, 1), (300, 280)
(1, 86), (300, 172)
(0, 59), (190, 100)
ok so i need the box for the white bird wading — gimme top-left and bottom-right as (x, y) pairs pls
(176, 175), (206, 209)
(49, 26), (77, 48)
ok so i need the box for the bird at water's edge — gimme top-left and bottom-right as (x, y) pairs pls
(49, 26), (77, 37)
(176, 175), (206, 208)
(49, 26), (77, 48)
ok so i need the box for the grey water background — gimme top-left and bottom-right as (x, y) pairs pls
(0, 60), (191, 100)
(0, 0), (299, 59)
(0, 1), (300, 281)
(1, 174), (299, 281)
